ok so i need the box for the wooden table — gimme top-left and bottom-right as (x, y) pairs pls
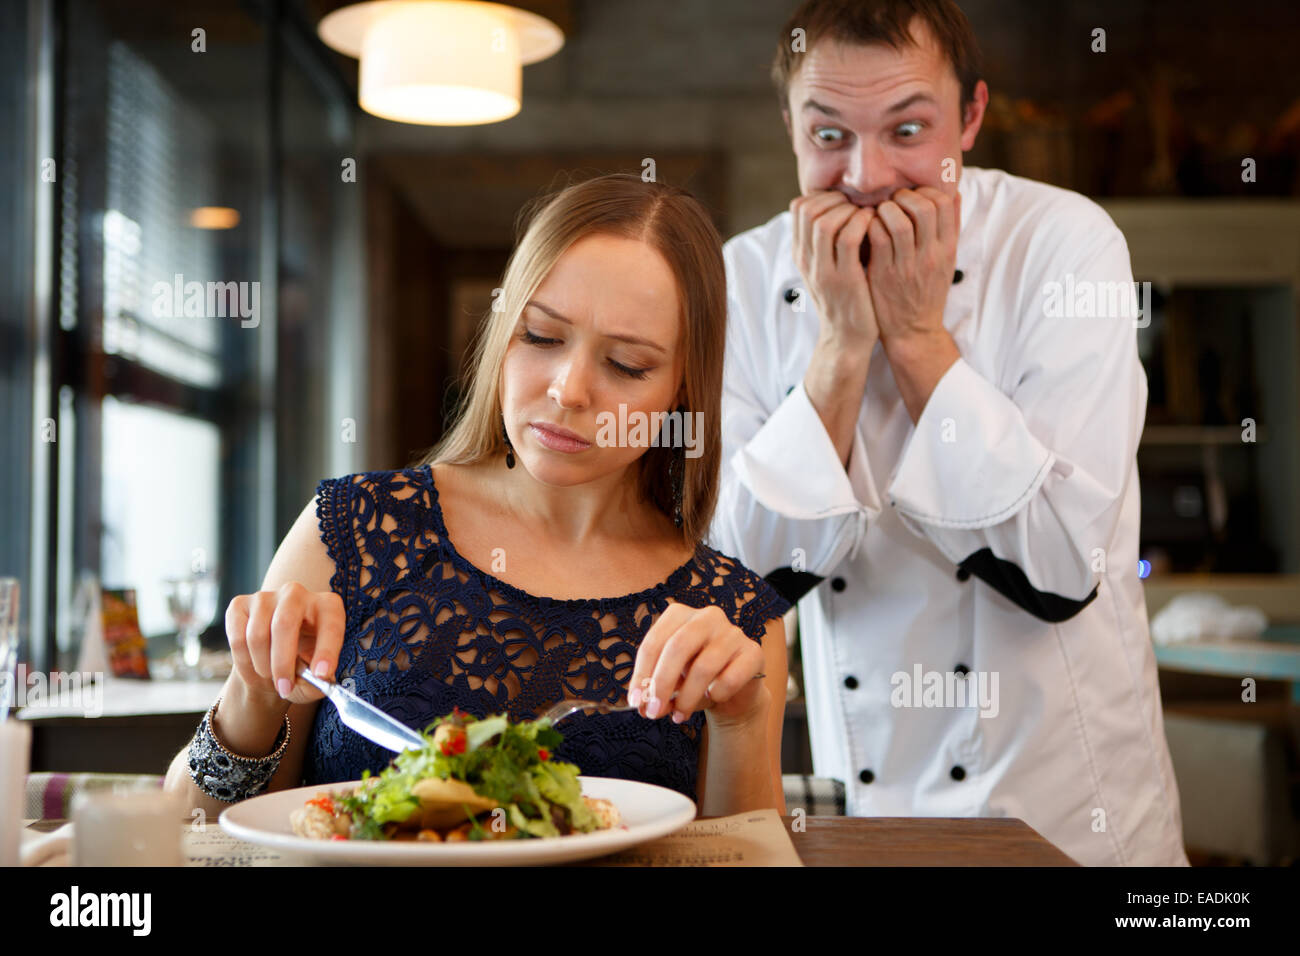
(782, 815), (1078, 865)
(26, 814), (1078, 865)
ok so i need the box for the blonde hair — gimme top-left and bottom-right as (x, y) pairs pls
(413, 173), (727, 546)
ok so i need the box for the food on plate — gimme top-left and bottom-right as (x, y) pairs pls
(289, 708), (621, 841)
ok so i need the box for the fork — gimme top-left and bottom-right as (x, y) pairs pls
(538, 698), (644, 725)
(538, 672), (766, 726)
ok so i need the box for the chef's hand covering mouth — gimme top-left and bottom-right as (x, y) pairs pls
(829, 184), (919, 267)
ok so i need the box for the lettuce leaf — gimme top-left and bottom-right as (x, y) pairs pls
(335, 711), (598, 840)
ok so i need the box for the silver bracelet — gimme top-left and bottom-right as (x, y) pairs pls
(187, 696), (291, 803)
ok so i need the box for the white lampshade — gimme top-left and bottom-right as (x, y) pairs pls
(318, 0), (564, 126)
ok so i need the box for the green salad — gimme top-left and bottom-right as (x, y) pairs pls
(334, 708), (602, 841)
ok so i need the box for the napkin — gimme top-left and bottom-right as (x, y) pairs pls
(1150, 593), (1268, 645)
(20, 821), (73, 866)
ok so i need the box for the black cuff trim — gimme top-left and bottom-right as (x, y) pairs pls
(763, 567), (825, 604)
(956, 548), (1098, 623)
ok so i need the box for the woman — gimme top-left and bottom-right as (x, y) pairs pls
(164, 174), (791, 821)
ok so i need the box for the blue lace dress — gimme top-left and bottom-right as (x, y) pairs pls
(301, 465), (790, 804)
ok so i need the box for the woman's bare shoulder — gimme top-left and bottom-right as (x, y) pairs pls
(260, 497), (338, 594)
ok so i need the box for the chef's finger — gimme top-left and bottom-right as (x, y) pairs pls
(790, 196), (803, 260)
(810, 202), (858, 277)
(914, 185), (957, 246)
(865, 215), (893, 274)
(835, 206), (876, 275)
(874, 200), (916, 268)
(789, 195), (807, 257)
(792, 189), (850, 224)
(891, 188), (937, 251)
(791, 191), (851, 263)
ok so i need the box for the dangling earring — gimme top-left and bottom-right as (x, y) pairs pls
(502, 417), (515, 469)
(667, 403), (685, 528)
(669, 446), (684, 529)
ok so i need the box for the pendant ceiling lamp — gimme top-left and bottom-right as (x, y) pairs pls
(318, 0), (564, 126)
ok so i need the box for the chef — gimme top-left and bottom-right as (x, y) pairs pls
(707, 0), (1188, 866)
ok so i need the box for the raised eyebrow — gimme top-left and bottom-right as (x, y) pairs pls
(801, 98), (842, 119)
(802, 92), (935, 121)
(885, 92), (937, 114)
(524, 300), (667, 355)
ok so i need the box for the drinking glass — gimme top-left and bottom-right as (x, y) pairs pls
(160, 572), (220, 680)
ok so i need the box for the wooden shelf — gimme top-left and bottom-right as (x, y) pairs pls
(1140, 425), (1268, 445)
(1143, 574), (1300, 623)
(1154, 626), (1300, 703)
(1098, 199), (1300, 286)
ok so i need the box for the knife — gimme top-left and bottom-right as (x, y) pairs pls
(295, 659), (427, 754)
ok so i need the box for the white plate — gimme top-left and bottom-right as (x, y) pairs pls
(220, 776), (696, 866)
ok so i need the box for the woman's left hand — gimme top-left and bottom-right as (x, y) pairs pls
(627, 599), (768, 727)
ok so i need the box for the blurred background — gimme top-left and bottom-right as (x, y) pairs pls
(2, 0), (1299, 863)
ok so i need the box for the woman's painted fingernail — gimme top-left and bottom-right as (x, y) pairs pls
(277, 678), (292, 698)
(672, 710), (686, 724)
(647, 697), (661, 719)
(628, 687), (642, 708)
(314, 660), (330, 678)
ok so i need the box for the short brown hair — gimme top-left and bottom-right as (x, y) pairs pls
(416, 173), (726, 547)
(771, 0), (983, 118)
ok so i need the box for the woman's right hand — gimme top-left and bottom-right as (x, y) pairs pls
(225, 582), (345, 705)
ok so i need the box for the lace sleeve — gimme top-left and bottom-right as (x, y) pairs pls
(314, 473), (359, 607)
(688, 546), (792, 643)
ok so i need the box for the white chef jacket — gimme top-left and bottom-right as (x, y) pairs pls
(707, 165), (1188, 866)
